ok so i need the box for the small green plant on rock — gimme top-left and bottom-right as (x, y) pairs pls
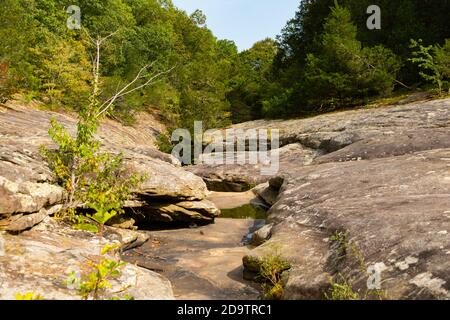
(41, 113), (144, 234)
(326, 274), (360, 300)
(66, 244), (133, 300)
(254, 246), (291, 300)
(156, 131), (175, 154)
(326, 231), (387, 300)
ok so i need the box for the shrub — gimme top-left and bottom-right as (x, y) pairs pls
(326, 275), (360, 300)
(256, 249), (291, 300)
(302, 2), (401, 111)
(65, 244), (134, 300)
(156, 131), (175, 154)
(40, 30), (149, 234)
(41, 117), (144, 234)
(325, 231), (387, 300)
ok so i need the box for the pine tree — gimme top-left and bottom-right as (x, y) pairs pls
(302, 1), (400, 111)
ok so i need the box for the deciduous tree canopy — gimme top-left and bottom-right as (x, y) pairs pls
(1, 0), (449, 125)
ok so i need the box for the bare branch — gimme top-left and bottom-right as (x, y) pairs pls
(96, 64), (176, 118)
(98, 30), (120, 45)
(97, 64), (152, 113)
(83, 27), (175, 119)
(82, 27), (95, 45)
(116, 66), (176, 97)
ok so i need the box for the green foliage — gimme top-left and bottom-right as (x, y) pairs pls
(326, 275), (387, 300)
(410, 39), (450, 94)
(41, 116), (143, 234)
(261, 88), (293, 119)
(300, 2), (401, 112)
(325, 231), (387, 300)
(15, 292), (44, 300)
(228, 39), (279, 122)
(0, 0), (237, 128)
(255, 248), (291, 300)
(2, 0), (449, 125)
(271, 0), (449, 117)
(73, 215), (101, 233)
(65, 244), (132, 300)
(326, 275), (360, 300)
(0, 0), (91, 106)
(274, 0), (450, 86)
(28, 36), (92, 110)
(156, 131), (174, 154)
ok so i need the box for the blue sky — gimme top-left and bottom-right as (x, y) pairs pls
(172, 0), (300, 51)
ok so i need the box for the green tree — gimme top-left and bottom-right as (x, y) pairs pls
(39, 29), (175, 234)
(228, 39), (278, 122)
(0, 0), (238, 129)
(270, 0), (449, 117)
(29, 36), (91, 109)
(301, 2), (400, 112)
(410, 39), (450, 94)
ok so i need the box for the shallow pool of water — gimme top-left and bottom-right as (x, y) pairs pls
(220, 203), (267, 219)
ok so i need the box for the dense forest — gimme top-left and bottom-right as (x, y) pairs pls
(0, 0), (449, 133)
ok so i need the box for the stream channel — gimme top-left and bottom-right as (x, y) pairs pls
(122, 190), (269, 299)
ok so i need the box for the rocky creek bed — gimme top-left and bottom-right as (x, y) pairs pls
(1, 96), (450, 300)
(122, 191), (268, 300)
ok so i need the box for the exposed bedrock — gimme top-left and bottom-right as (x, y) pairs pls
(0, 98), (220, 299)
(192, 98), (450, 299)
(0, 218), (174, 299)
(0, 100), (219, 231)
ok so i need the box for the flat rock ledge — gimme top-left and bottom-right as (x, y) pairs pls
(0, 218), (174, 300)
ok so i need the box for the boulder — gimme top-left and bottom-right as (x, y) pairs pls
(230, 98), (450, 152)
(188, 143), (315, 191)
(1, 205), (63, 232)
(252, 181), (282, 206)
(133, 200), (220, 224)
(251, 223), (273, 246)
(193, 99), (450, 191)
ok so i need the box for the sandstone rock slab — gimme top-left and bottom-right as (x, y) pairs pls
(0, 218), (174, 300)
